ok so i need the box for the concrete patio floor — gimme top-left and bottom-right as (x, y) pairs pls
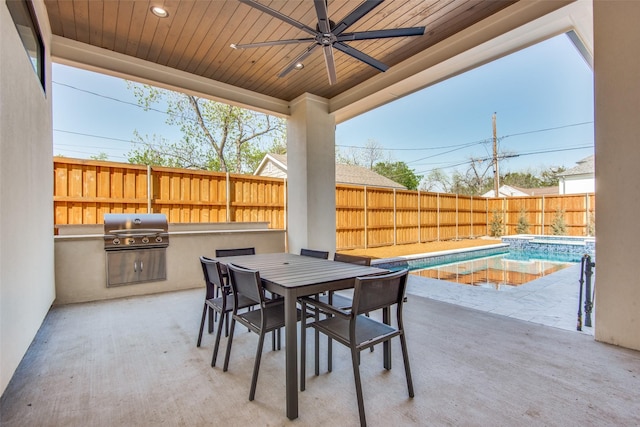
(2, 272), (638, 427)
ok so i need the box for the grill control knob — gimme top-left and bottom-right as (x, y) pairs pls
(126, 238), (136, 245)
(142, 237), (150, 244)
(112, 238), (120, 245)
(155, 236), (163, 243)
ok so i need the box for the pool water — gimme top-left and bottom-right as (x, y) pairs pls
(407, 250), (579, 290)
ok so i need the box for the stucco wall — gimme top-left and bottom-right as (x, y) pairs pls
(54, 223), (285, 305)
(0, 0), (55, 394)
(562, 176), (594, 194)
(594, 1), (640, 350)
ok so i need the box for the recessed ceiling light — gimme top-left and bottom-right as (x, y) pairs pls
(294, 63), (304, 70)
(150, 6), (169, 18)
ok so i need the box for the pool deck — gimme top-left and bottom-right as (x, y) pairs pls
(405, 262), (595, 335)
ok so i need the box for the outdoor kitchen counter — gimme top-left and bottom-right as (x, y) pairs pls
(54, 222), (285, 305)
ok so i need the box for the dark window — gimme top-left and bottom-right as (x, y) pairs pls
(7, 0), (45, 91)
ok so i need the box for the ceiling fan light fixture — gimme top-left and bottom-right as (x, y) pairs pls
(150, 6), (169, 18)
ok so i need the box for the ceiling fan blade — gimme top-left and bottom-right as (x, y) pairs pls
(332, 0), (384, 35)
(313, 0), (331, 33)
(333, 42), (388, 72)
(238, 0), (317, 37)
(231, 38), (315, 50)
(322, 45), (338, 85)
(278, 43), (320, 78)
(336, 27), (426, 42)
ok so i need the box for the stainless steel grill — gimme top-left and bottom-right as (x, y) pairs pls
(103, 214), (169, 287)
(104, 213), (169, 250)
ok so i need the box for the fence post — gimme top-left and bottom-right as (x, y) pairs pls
(393, 189), (397, 246)
(437, 193), (440, 241)
(147, 165), (152, 213)
(455, 193), (459, 240)
(284, 178), (288, 252)
(417, 189), (421, 243)
(226, 172), (231, 223)
(364, 186), (368, 249)
(541, 195), (545, 235)
(486, 198), (489, 236)
(585, 193), (590, 236)
(470, 195), (474, 239)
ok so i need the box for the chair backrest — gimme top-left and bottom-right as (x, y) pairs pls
(227, 263), (264, 306)
(200, 256), (225, 299)
(300, 248), (329, 259)
(334, 253), (371, 266)
(215, 247), (256, 257)
(351, 269), (409, 316)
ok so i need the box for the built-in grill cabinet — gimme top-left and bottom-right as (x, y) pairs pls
(103, 214), (169, 287)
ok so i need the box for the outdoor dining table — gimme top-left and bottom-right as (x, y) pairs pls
(217, 252), (389, 420)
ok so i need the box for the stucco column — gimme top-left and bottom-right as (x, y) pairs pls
(286, 93), (336, 255)
(594, 2), (640, 350)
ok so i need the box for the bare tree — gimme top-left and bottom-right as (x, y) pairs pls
(126, 82), (284, 173)
(336, 138), (386, 168)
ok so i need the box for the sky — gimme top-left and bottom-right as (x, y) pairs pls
(52, 33), (594, 179)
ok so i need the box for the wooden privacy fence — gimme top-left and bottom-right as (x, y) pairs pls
(54, 158), (595, 250)
(53, 158), (286, 228)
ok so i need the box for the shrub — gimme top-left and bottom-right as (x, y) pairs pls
(490, 210), (505, 237)
(515, 208), (530, 234)
(587, 211), (595, 236)
(551, 208), (567, 235)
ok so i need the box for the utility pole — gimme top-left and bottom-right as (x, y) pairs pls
(492, 112), (499, 197)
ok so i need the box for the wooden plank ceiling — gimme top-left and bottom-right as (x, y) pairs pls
(44, 0), (515, 101)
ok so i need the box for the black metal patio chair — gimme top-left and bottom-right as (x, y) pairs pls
(299, 253), (374, 385)
(197, 256), (260, 367)
(300, 248), (330, 259)
(301, 269), (414, 427)
(222, 263), (303, 402)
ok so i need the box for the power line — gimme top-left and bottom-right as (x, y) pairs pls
(500, 121), (593, 140)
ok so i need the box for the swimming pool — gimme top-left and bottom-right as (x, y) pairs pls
(378, 245), (582, 290)
(408, 252), (576, 289)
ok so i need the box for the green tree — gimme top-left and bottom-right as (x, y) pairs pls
(539, 166), (566, 187)
(502, 171), (541, 188)
(373, 161), (422, 190)
(89, 152), (109, 161)
(126, 82), (285, 173)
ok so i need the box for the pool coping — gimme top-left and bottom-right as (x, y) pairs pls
(372, 243), (510, 269)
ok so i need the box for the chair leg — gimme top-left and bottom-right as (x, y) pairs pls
(300, 304), (307, 391)
(249, 331), (266, 401)
(399, 334), (415, 397)
(314, 306), (321, 376)
(224, 312), (230, 337)
(277, 328), (281, 350)
(197, 304), (207, 347)
(350, 348), (367, 427)
(208, 306), (215, 334)
(211, 309), (225, 367)
(328, 337), (333, 372)
(222, 318), (237, 372)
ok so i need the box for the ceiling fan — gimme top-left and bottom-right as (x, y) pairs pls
(230, 0), (426, 85)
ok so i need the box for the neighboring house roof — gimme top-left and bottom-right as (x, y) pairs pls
(482, 184), (559, 198)
(557, 155), (595, 177)
(254, 153), (406, 189)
